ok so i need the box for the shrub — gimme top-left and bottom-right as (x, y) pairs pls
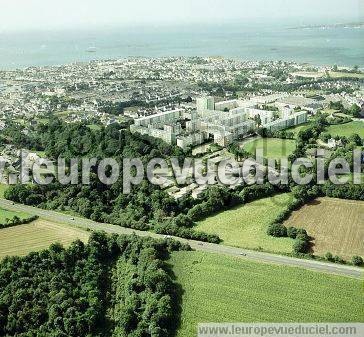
(296, 228), (308, 236)
(287, 227), (298, 239)
(155, 222), (221, 244)
(274, 211), (290, 223)
(352, 256), (363, 266)
(325, 252), (334, 262)
(0, 215), (39, 229)
(333, 255), (345, 264)
(296, 233), (309, 242)
(267, 223), (287, 237)
(293, 239), (309, 254)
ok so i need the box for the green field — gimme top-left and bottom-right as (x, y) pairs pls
(243, 138), (296, 159)
(196, 193), (294, 253)
(170, 251), (364, 337)
(326, 121), (364, 138)
(0, 220), (90, 258)
(329, 71), (364, 79)
(0, 207), (30, 223)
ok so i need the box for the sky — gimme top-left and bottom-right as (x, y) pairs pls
(0, 0), (363, 32)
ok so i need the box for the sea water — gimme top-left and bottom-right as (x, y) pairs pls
(0, 20), (363, 69)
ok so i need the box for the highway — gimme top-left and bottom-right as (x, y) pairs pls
(0, 198), (362, 279)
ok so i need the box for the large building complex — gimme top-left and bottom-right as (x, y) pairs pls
(130, 96), (308, 150)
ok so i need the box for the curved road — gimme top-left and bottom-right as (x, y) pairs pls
(0, 198), (362, 279)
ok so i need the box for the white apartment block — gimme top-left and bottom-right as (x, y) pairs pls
(196, 96), (215, 112)
(264, 111), (308, 132)
(244, 108), (274, 125)
(130, 96), (308, 149)
(133, 108), (184, 127)
(177, 132), (205, 150)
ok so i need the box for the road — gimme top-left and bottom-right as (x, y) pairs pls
(0, 198), (362, 279)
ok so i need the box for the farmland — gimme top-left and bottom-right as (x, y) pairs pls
(196, 193), (294, 253)
(329, 71), (364, 79)
(289, 71), (364, 80)
(0, 219), (89, 258)
(0, 207), (30, 223)
(243, 138), (296, 159)
(290, 71), (325, 78)
(170, 251), (363, 337)
(326, 121), (364, 138)
(284, 197), (364, 260)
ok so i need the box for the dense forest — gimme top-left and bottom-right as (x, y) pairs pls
(2, 119), (191, 230)
(0, 232), (189, 337)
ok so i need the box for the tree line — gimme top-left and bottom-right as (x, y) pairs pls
(0, 215), (39, 230)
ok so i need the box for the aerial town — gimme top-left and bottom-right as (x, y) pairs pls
(0, 57), (363, 201)
(0, 0), (364, 333)
(0, 57), (362, 188)
(0, 57), (362, 129)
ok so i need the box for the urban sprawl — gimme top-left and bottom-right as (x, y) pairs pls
(0, 57), (363, 199)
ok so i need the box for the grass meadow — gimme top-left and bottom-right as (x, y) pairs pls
(286, 122), (313, 137)
(326, 121), (364, 138)
(0, 207), (30, 223)
(196, 193), (295, 253)
(170, 251), (364, 337)
(243, 138), (296, 159)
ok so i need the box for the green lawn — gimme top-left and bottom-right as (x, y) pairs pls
(243, 138), (296, 159)
(333, 112), (352, 119)
(321, 109), (340, 115)
(196, 193), (294, 253)
(35, 118), (50, 125)
(170, 251), (364, 337)
(34, 150), (46, 158)
(0, 208), (31, 223)
(326, 121), (364, 138)
(87, 124), (102, 131)
(286, 122), (313, 137)
(0, 184), (8, 198)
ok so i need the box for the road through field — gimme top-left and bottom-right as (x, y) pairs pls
(0, 198), (362, 279)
